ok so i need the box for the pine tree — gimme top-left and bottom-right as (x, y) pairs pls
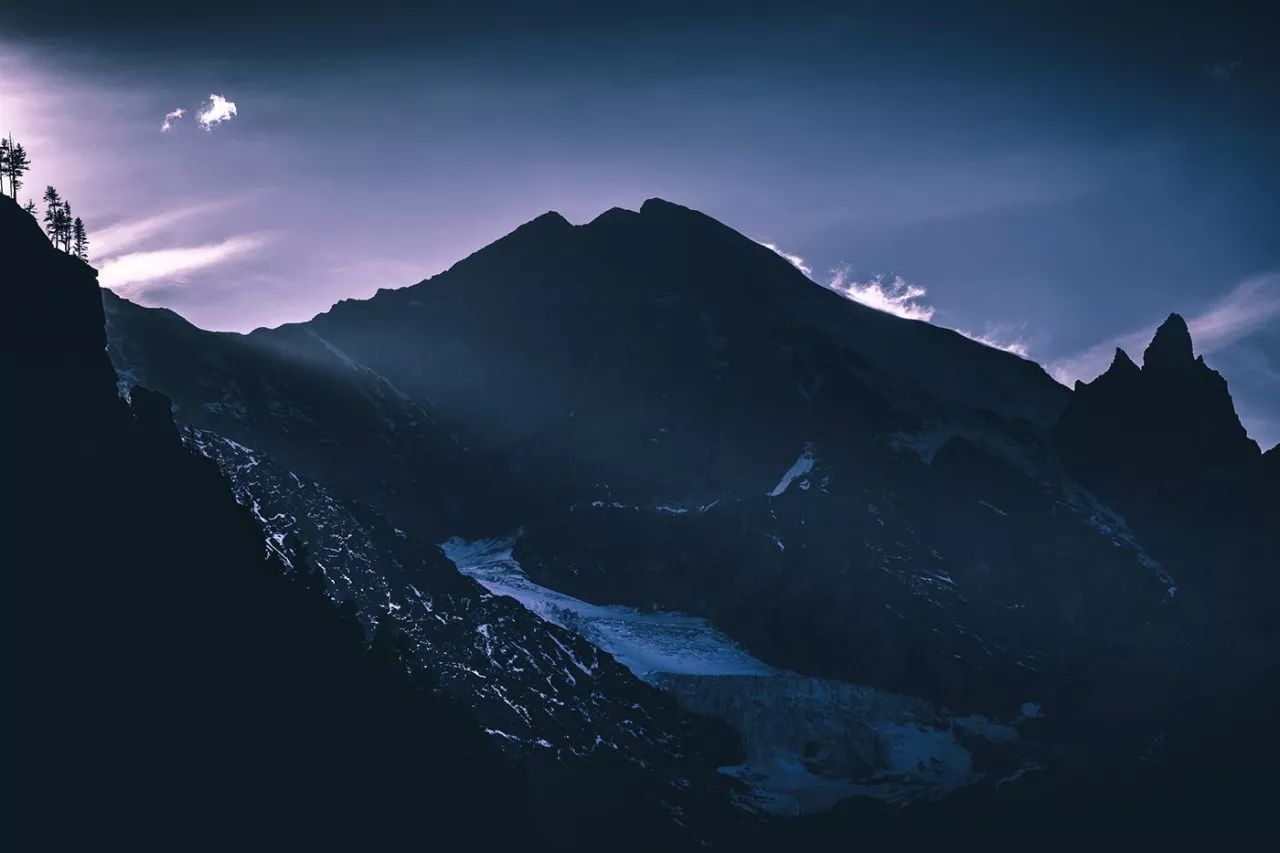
(72, 217), (88, 260)
(23, 199), (36, 217)
(60, 201), (73, 252)
(42, 186), (62, 244)
(0, 138), (9, 197)
(7, 138), (31, 199)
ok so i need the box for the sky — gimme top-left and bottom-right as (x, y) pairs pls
(2, 1), (1278, 445)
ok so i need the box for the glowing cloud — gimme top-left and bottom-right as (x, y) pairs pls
(197, 94), (238, 131)
(160, 107), (185, 132)
(98, 235), (265, 291)
(826, 268), (936, 322)
(89, 200), (236, 260)
(1048, 270), (1280, 385)
(758, 241), (813, 277)
(957, 327), (1031, 358)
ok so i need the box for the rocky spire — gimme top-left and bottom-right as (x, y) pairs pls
(1142, 313), (1194, 372)
(1106, 347), (1141, 378)
(1055, 311), (1260, 479)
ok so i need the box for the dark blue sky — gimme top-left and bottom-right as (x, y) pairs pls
(3, 1), (1277, 444)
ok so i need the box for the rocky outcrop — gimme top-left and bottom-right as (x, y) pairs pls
(1056, 313), (1260, 482)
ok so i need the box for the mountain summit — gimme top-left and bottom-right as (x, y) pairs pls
(1057, 313), (1259, 477)
(1142, 312), (1195, 371)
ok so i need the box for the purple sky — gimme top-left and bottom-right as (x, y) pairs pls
(2, 2), (1277, 446)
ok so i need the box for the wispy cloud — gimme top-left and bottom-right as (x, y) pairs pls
(957, 326), (1031, 358)
(1048, 270), (1280, 385)
(1209, 58), (1244, 82)
(762, 240), (1033, 352)
(758, 241), (813, 277)
(197, 94), (238, 131)
(160, 107), (185, 132)
(89, 200), (239, 260)
(826, 267), (936, 322)
(98, 235), (266, 292)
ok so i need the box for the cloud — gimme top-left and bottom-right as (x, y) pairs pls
(825, 267), (935, 322)
(957, 327), (1031, 358)
(1048, 270), (1280, 385)
(758, 241), (813, 277)
(160, 107), (185, 132)
(197, 94), (238, 130)
(89, 200), (238, 260)
(766, 241), (1026, 350)
(98, 235), (266, 292)
(1209, 58), (1244, 82)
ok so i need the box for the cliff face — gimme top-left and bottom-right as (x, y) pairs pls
(1056, 313), (1260, 481)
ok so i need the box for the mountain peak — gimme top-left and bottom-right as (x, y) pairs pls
(1056, 309), (1260, 476)
(526, 210), (572, 229)
(1142, 312), (1194, 370)
(1108, 347), (1140, 376)
(639, 197), (685, 215)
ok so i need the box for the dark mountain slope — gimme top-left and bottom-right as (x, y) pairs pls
(103, 288), (492, 541)
(1053, 314), (1279, 689)
(277, 199), (1068, 503)
(1057, 313), (1260, 479)
(104, 199), (1270, 721)
(248, 200), (1209, 714)
(91, 196), (1280, 838)
(4, 194), (538, 847)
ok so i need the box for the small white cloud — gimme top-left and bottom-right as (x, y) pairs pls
(160, 107), (185, 132)
(758, 241), (813, 277)
(98, 235), (265, 291)
(825, 267), (935, 322)
(1048, 270), (1280, 385)
(197, 94), (238, 131)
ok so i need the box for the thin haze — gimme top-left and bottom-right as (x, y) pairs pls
(1, 1), (1277, 445)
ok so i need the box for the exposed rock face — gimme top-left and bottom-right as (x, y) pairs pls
(1057, 313), (1260, 481)
(187, 427), (743, 787)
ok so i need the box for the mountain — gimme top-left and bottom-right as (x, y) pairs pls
(98, 197), (1279, 837)
(275, 199), (1069, 500)
(244, 199), (1252, 713)
(1055, 312), (1278, 654)
(1056, 313), (1260, 478)
(8, 194), (775, 851)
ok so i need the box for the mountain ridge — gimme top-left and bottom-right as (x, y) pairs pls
(102, 196), (1275, 724)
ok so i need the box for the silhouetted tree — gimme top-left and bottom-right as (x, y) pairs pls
(22, 199), (36, 217)
(2, 135), (31, 199)
(60, 201), (73, 252)
(41, 186), (61, 244)
(72, 217), (88, 260)
(7, 138), (30, 199)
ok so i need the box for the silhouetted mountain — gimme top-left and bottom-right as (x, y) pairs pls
(97, 198), (1279, 839)
(8, 195), (773, 851)
(1054, 314), (1277, 638)
(103, 288), (493, 542)
(1057, 312), (1260, 480)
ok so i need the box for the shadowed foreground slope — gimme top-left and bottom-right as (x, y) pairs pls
(3, 194), (536, 847)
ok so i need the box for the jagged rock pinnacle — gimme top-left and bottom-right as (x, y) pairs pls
(1142, 312), (1194, 370)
